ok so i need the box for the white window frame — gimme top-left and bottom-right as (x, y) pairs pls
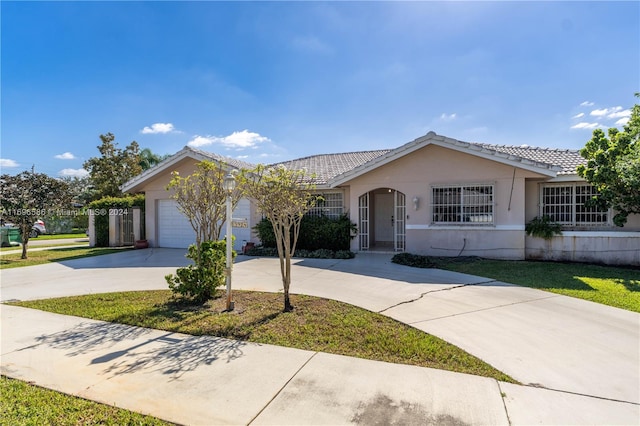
(540, 183), (610, 227)
(431, 183), (494, 225)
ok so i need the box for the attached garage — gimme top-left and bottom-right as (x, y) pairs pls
(157, 198), (252, 250)
(157, 199), (196, 248)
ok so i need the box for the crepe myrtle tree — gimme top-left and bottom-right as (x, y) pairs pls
(0, 170), (71, 259)
(240, 164), (319, 312)
(166, 160), (244, 250)
(577, 94), (640, 226)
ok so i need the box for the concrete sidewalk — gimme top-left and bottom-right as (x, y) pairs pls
(3, 305), (637, 425)
(2, 249), (639, 424)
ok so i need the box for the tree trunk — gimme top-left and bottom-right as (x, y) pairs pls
(20, 231), (28, 260)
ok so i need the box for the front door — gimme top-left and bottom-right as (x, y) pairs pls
(374, 192), (394, 247)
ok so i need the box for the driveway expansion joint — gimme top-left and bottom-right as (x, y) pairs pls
(247, 352), (319, 425)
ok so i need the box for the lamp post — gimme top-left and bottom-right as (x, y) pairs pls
(223, 172), (236, 311)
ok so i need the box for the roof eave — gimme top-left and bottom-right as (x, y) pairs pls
(328, 132), (560, 186)
(121, 146), (242, 193)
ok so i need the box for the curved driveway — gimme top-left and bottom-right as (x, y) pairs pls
(2, 248), (639, 422)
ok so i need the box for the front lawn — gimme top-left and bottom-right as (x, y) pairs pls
(0, 247), (127, 269)
(37, 232), (88, 240)
(11, 290), (516, 383)
(393, 255), (640, 312)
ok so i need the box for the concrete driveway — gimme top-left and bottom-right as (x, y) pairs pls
(2, 248), (639, 408)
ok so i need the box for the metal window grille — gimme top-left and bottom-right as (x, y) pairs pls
(307, 192), (344, 219)
(541, 184), (608, 226)
(431, 185), (494, 224)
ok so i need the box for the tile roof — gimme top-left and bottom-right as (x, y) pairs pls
(186, 146), (257, 171)
(271, 138), (585, 185)
(272, 150), (392, 184)
(473, 143), (586, 175)
(124, 133), (586, 193)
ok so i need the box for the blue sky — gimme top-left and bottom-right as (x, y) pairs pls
(1, 1), (638, 178)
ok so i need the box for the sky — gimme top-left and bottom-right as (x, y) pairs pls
(1, 1), (639, 178)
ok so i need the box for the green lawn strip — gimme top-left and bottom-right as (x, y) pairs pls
(0, 376), (173, 426)
(37, 233), (88, 240)
(0, 247), (127, 269)
(0, 241), (88, 252)
(11, 290), (516, 383)
(425, 258), (640, 313)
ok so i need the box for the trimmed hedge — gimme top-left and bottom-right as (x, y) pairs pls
(88, 195), (145, 247)
(246, 246), (355, 259)
(254, 214), (357, 252)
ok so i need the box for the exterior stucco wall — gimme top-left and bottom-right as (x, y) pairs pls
(343, 145), (545, 259)
(133, 157), (260, 249)
(526, 233), (640, 266)
(524, 178), (640, 265)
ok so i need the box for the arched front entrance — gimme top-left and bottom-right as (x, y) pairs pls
(358, 188), (406, 252)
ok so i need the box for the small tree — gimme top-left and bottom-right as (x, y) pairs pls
(0, 170), (70, 259)
(241, 165), (318, 312)
(577, 94), (640, 226)
(166, 161), (243, 249)
(83, 133), (142, 200)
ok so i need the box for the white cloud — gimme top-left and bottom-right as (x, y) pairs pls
(590, 106), (622, 117)
(141, 123), (175, 134)
(608, 109), (631, 119)
(58, 168), (89, 178)
(187, 130), (270, 149)
(571, 112), (585, 119)
(571, 122), (599, 130)
(580, 101), (594, 107)
(54, 152), (76, 160)
(236, 155), (249, 159)
(291, 36), (333, 54)
(615, 117), (630, 126)
(0, 159), (19, 168)
(439, 113), (457, 121)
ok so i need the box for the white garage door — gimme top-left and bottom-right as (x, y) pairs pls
(157, 200), (197, 248)
(157, 199), (252, 250)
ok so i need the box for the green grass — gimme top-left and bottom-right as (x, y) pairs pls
(11, 290), (516, 383)
(0, 247), (126, 269)
(395, 256), (640, 313)
(0, 375), (172, 426)
(37, 232), (88, 240)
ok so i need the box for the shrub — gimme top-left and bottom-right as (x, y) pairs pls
(391, 253), (435, 268)
(253, 214), (357, 251)
(165, 240), (233, 304)
(88, 195), (144, 247)
(525, 216), (563, 240)
(245, 245), (355, 259)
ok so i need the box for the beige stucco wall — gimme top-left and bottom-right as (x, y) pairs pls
(526, 233), (640, 266)
(342, 144), (546, 259)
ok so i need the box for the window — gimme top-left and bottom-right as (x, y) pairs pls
(541, 184), (609, 226)
(307, 192), (344, 219)
(431, 184), (493, 224)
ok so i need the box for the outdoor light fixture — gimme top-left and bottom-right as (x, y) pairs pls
(224, 171), (237, 311)
(413, 196), (420, 211)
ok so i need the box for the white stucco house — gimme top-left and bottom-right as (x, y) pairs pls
(121, 131), (640, 266)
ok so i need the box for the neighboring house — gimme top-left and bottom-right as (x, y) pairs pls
(121, 131), (640, 265)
